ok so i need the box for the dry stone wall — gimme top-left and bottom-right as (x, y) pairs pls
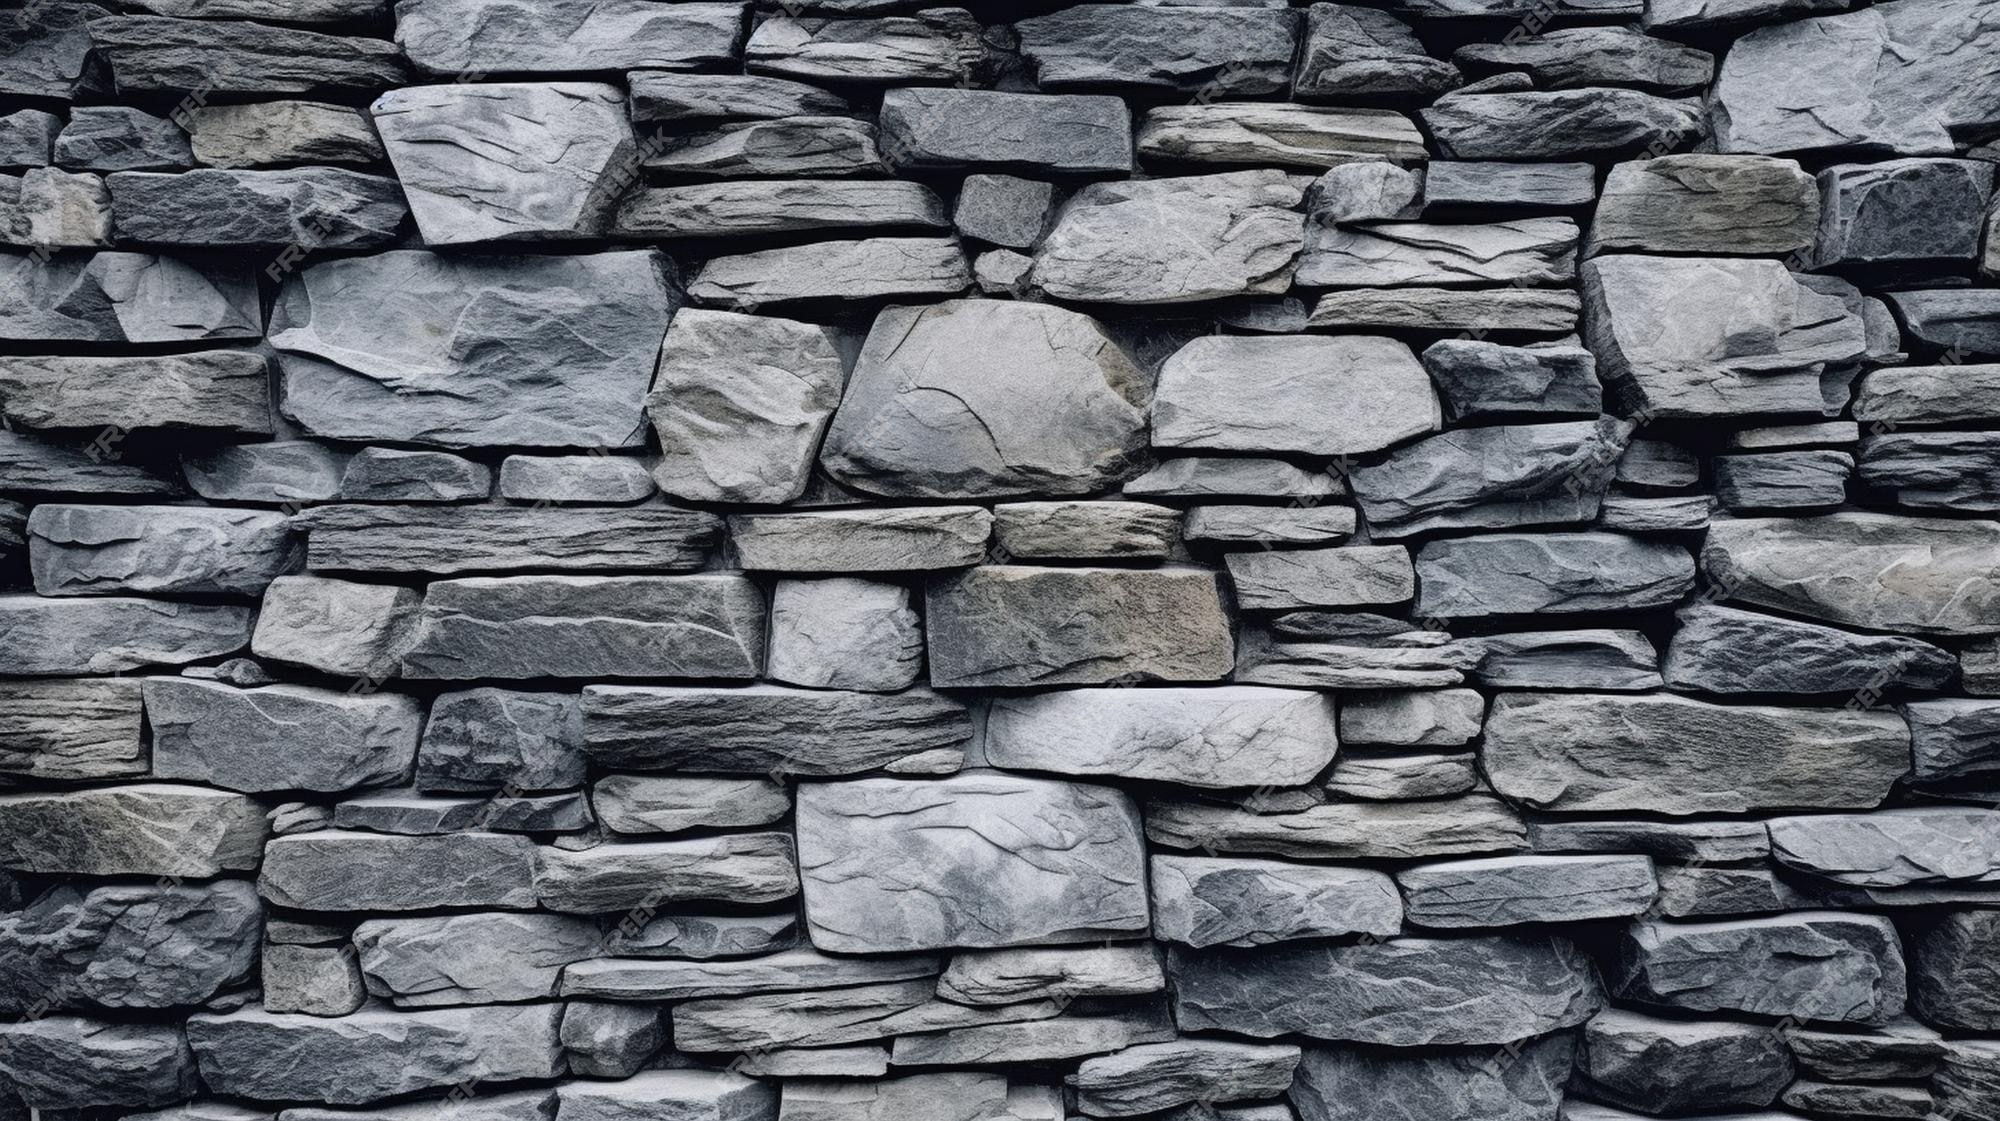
(2, 1), (2000, 1119)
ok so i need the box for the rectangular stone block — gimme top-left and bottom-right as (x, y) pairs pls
(0, 783), (267, 877)
(296, 505), (721, 574)
(581, 685), (969, 777)
(0, 677), (145, 780)
(258, 830), (537, 911)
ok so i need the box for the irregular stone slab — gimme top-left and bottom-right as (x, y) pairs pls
(1935, 1041), (2000, 1121)
(0, 3), (103, 100)
(561, 1002), (661, 1078)
(354, 912), (599, 1007)
(648, 308), (841, 505)
(1468, 629), (1661, 690)
(182, 441), (344, 505)
(1767, 810), (2000, 888)
(1182, 505), (1356, 546)
(297, 505), (719, 575)
(593, 775), (789, 835)
(259, 830), (537, 911)
(339, 448), (491, 503)
(689, 235), (969, 308)
(1138, 104), (1424, 170)
(87, 15), (407, 93)
(1424, 89), (1702, 159)
(745, 10), (985, 85)
(1530, 818), (1770, 864)
(1664, 602), (1956, 695)
(401, 574), (764, 680)
(28, 504), (297, 597)
(1703, 512), (2000, 635)
(878, 87), (1129, 173)
(535, 833), (798, 913)
(889, 1001), (1174, 1068)
(1710, 0), (2000, 156)
(599, 912), (796, 962)
(0, 109), (59, 165)
(1307, 286), (1580, 332)
(145, 678), (418, 794)
(1786, 1019), (1943, 1082)
(1812, 158), (1992, 269)
(53, 106), (190, 171)
(1908, 699), (2000, 781)
(1614, 913), (1906, 1024)
(1339, 689), (1482, 746)
(1598, 493), (1710, 534)
(0, 1017), (196, 1109)
(395, 0), (745, 73)
(186, 1004), (562, 1104)
(0, 166), (112, 248)
(1420, 341), (1600, 420)
(332, 792), (496, 835)
(1423, 160), (1596, 210)
(1295, 3), (1459, 102)
(1152, 855), (1399, 947)
(1226, 546), (1415, 610)
(1728, 420), (1864, 452)
(1071, 1039), (1300, 1117)
(990, 502), (1178, 561)
(1348, 418), (1631, 537)
(107, 168), (405, 248)
(1326, 751), (1478, 800)
(1583, 254), (1864, 417)
(1859, 431), (2000, 512)
(615, 179), (946, 238)
(183, 100), (384, 168)
(1397, 855), (1656, 928)
(731, 509), (991, 573)
(1856, 363), (2000, 423)
(582, 684), (966, 776)
(926, 566), (1234, 687)
(1415, 532), (1692, 617)
(1168, 934), (1600, 1046)
(1715, 449), (1853, 509)
(1014, 5), (1299, 94)
(249, 575), (417, 678)
(1578, 1009), (1793, 1113)
(271, 249), (674, 449)
(0, 350), (272, 434)
(1485, 692), (1908, 814)
(0, 677), (144, 780)
(0, 595), (252, 675)
(629, 71), (847, 123)
(1290, 1033), (1575, 1121)
(1911, 909), (2000, 1031)
(560, 1071), (773, 1121)
(1152, 334), (1437, 457)
(1308, 161), (1424, 226)
(774, 1073), (999, 1121)
(1299, 217), (1577, 287)
(1653, 864), (1821, 919)
(936, 944), (1165, 1006)
(497, 455), (652, 504)
(822, 300), (1146, 499)
(1235, 626), (1479, 690)
(0, 783), (266, 876)
(373, 82), (633, 245)
(1783, 1081), (1931, 1118)
(0, 880), (260, 1013)
(1032, 171), (1307, 305)
(1146, 796), (1525, 861)
(561, 947), (936, 1002)
(646, 117), (877, 179)
(797, 774), (1148, 953)
(673, 977), (1061, 1052)
(767, 578), (922, 693)
(1588, 154), (1817, 256)
(1456, 26), (1711, 92)
(1126, 457), (1342, 501)
(985, 686), (1337, 790)
(279, 1092), (556, 1121)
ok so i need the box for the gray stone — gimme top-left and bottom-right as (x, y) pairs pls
(730, 508), (990, 573)
(645, 116), (883, 179)
(560, 947), (937, 1002)
(1908, 699), (2000, 781)
(796, 774), (1148, 953)
(0, 783), (266, 877)
(1911, 909), (2000, 1031)
(186, 1004), (563, 1105)
(1468, 629), (1662, 690)
(1234, 627), (1480, 690)
(1645, 0), (1847, 28)
(1714, 450), (1853, 509)
(0, 677), (145, 780)
(1530, 818), (1770, 864)
(1783, 1081), (1931, 1119)
(0, 350), (272, 434)
(1168, 934), (1601, 1046)
(1652, 864), (1820, 919)
(1728, 420), (1861, 451)
(1423, 160), (1596, 210)
(1582, 255), (1865, 418)
(1703, 512), (2000, 635)
(1146, 796), (1524, 861)
(1326, 752), (1478, 800)
(1289, 1033), (1575, 1121)
(1588, 155), (1817, 256)
(593, 775), (789, 836)
(1138, 104), (1425, 170)
(184, 100), (384, 168)
(745, 10), (985, 85)
(582, 684), (966, 776)
(0, 595), (252, 675)
(1710, 0), (2000, 156)
(145, 678), (418, 794)
(1814, 158), (1993, 268)
(0, 109), (58, 167)
(1, 2), (101, 100)
(1032, 170), (1307, 305)
(0, 166), (112, 247)
(1936, 1041), (2000, 1121)
(534, 833), (799, 913)
(953, 174), (1055, 248)
(51, 108), (186, 175)
(28, 504), (297, 597)
(879, 88), (1129, 173)
(1484, 692), (1908, 814)
(560, 1002), (662, 1078)
(767, 578), (923, 693)
(1182, 505), (1356, 546)
(250, 575), (418, 678)
(497, 455), (652, 504)
(1152, 334), (1439, 456)
(183, 441), (345, 505)
(1298, 217), (1577, 287)
(1768, 809), (2000, 887)
(396, 0), (745, 73)
(298, 504), (719, 575)
(648, 308), (842, 505)
(416, 689), (581, 795)
(1339, 688), (1482, 746)
(1786, 1019), (1944, 1082)
(1424, 90), (1702, 159)
(0, 880), (260, 1013)
(259, 830), (537, 910)
(1227, 546), (1415, 610)
(603, 912), (798, 961)
(990, 501), (1178, 561)
(689, 235), (970, 308)
(1456, 26), (1713, 92)
(401, 574), (765, 680)
(1414, 532), (1693, 617)
(888, 1002), (1175, 1068)
(1578, 1009), (1793, 1113)
(1307, 161), (1423, 225)
(354, 913), (599, 1007)
(1420, 341), (1601, 420)
(261, 943), (365, 1017)
(1883, 287), (2000, 355)
(615, 179), (946, 238)
(1860, 431), (2000, 512)
(108, 168), (405, 248)
(88, 15), (407, 93)
(775, 1073), (997, 1121)
(1126, 457), (1342, 501)
(1348, 418), (1632, 537)
(339, 448), (490, 503)
(1597, 493), (1710, 534)
(1855, 363), (2000, 424)
(629, 71), (847, 123)
(0, 1017), (196, 1109)
(331, 791), (492, 835)
(1072, 1039), (1301, 1117)
(271, 249), (674, 449)
(1307, 286), (1581, 333)
(1663, 602), (1956, 695)
(1397, 854), (1657, 928)
(1151, 855), (1400, 947)
(373, 82), (633, 245)
(936, 944), (1166, 1006)
(1613, 913), (1907, 1024)
(280, 1091), (557, 1121)
(985, 686), (1338, 789)
(1014, 5), (1299, 94)
(1294, 3), (1459, 102)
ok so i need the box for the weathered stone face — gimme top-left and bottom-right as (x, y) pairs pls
(1612, 913), (1908, 1025)
(1704, 513), (2000, 635)
(0, 881), (261, 1014)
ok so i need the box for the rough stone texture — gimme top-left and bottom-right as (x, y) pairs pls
(1423, 90), (1703, 160)
(1014, 6), (1300, 94)
(1146, 796), (1525, 861)
(935, 945), (1166, 1006)
(989, 501), (1178, 561)
(184, 101), (384, 168)
(1071, 1039), (1301, 1117)
(1456, 26), (1713, 93)
(879, 88), (1129, 173)
(1612, 913), (1908, 1024)
(0, 595), (253, 676)
(1588, 154), (1817, 255)
(1299, 217), (1577, 287)
(0, 881), (261, 1013)
(1421, 341), (1601, 420)
(1138, 104), (1426, 170)
(0, 1016), (198, 1109)
(1227, 546), (1415, 610)
(87, 16), (408, 94)
(108, 168), (407, 249)
(1813, 158), (1993, 269)
(144, 678), (419, 794)
(0, 350), (272, 435)
(985, 686), (1337, 789)
(1348, 418), (1633, 537)
(396, 0), (745, 73)
(581, 685), (970, 776)
(1150, 855), (1400, 947)
(1664, 602), (1957, 695)
(767, 578), (923, 693)
(0, 783), (267, 877)
(258, 831), (536, 911)
(1032, 171), (1307, 304)
(1414, 532), (1693, 617)
(616, 179), (945, 239)
(1152, 334), (1438, 456)
(689, 235), (971, 307)
(1703, 513), (2000, 635)
(296, 504), (720, 574)
(1396, 854), (1658, 928)
(249, 575), (418, 678)
(1578, 1009), (1794, 1113)
(1290, 1034), (1575, 1121)
(1295, 3), (1459, 102)
(354, 913), (599, 1007)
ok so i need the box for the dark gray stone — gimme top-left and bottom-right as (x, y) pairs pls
(339, 448), (490, 503)
(107, 168), (406, 247)
(1883, 288), (2000, 355)
(1613, 913), (1907, 1024)
(1150, 855), (1400, 947)
(560, 947), (936, 1002)
(53, 106), (191, 172)
(1420, 341), (1600, 420)
(952, 174), (1055, 248)
(0, 1016), (196, 1110)
(395, 0), (746, 73)
(1307, 286), (1580, 333)
(1326, 751), (1478, 800)
(1597, 493), (1710, 533)
(628, 71), (847, 123)
(1294, 3), (1458, 102)
(1290, 1034), (1575, 1121)
(1423, 89), (1702, 159)
(0, 3), (104, 101)
(615, 179), (947, 238)
(0, 783), (267, 877)
(296, 504), (720, 574)
(0, 880), (260, 1013)
(1908, 699), (2000, 782)
(1422, 160), (1596, 210)
(28, 504), (297, 597)
(0, 109), (59, 168)
(1071, 1039), (1301, 1117)
(1860, 431), (2000, 512)
(1814, 158), (1993, 269)
(0, 430), (184, 497)
(1786, 1019), (1944, 1082)
(1397, 854), (1656, 928)
(990, 501), (1179, 561)
(0, 595), (252, 675)
(145, 678), (418, 794)
(644, 116), (881, 179)
(1468, 629), (1662, 690)
(0, 350), (270, 434)
(1663, 602), (1957, 695)
(1714, 450), (1852, 509)
(1414, 532), (1692, 617)
(1299, 216), (1574, 287)
(1529, 818), (1770, 864)
(879, 88), (1130, 173)
(1349, 418), (1630, 537)
(1587, 154), (1817, 256)
(582, 685), (969, 776)
(258, 830), (537, 911)
(1182, 504), (1357, 546)
(0, 677), (145, 781)
(1138, 104), (1427, 170)
(1125, 457), (1342, 501)
(1308, 161), (1423, 225)
(1854, 363), (2000, 424)
(1015, 5), (1299, 95)
(184, 441), (345, 505)
(1456, 27), (1713, 93)
(592, 775), (788, 836)
(560, 1002), (663, 1078)
(745, 10), (986, 85)
(1578, 1009), (1793, 1113)
(88, 15), (407, 93)
(534, 833), (798, 913)
(1912, 909), (2000, 1031)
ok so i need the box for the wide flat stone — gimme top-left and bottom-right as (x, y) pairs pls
(645, 115), (882, 179)
(0, 677), (145, 780)
(1484, 692), (1908, 814)
(1859, 431), (2000, 512)
(0, 1016), (197, 1110)
(1152, 334), (1439, 456)
(1138, 104), (1425, 170)
(258, 831), (536, 911)
(338, 449), (491, 503)
(1423, 89), (1703, 159)
(1588, 154), (1818, 255)
(0, 350), (272, 435)
(732, 508), (992, 572)
(1468, 629), (1662, 690)
(671, 977), (1062, 1052)
(354, 912), (599, 1007)
(0, 880), (260, 1013)
(887, 1002), (1174, 1069)
(182, 100), (385, 168)
(1420, 341), (1601, 420)
(935, 944), (1166, 1006)
(603, 912), (797, 961)
(984, 686), (1337, 790)
(107, 168), (406, 248)
(688, 236), (970, 308)
(1349, 418), (1632, 537)
(0, 595), (252, 675)
(496, 455), (653, 505)
(1854, 363), (2000, 423)
(87, 15), (407, 93)
(1415, 532), (1693, 617)
(615, 179), (946, 238)
(1182, 504), (1356, 546)
(1327, 752), (1479, 800)
(296, 504), (720, 575)
(1, 250), (259, 343)
(0, 783), (266, 877)
(182, 441), (345, 505)
(1307, 286), (1580, 333)
(1578, 1009), (1794, 1114)
(0, 3), (103, 100)
(1395, 854), (1657, 928)
(560, 1071), (774, 1121)
(1299, 217), (1577, 288)
(1226, 546), (1415, 610)
(593, 775), (789, 836)
(1664, 602), (1956, 695)
(1613, 913), (1907, 1024)
(395, 0), (746, 73)
(796, 774), (1149, 953)
(989, 501), (1178, 561)
(1014, 5), (1300, 94)
(1767, 810), (2000, 888)
(1715, 449), (1854, 510)
(1070, 1039), (1302, 1118)
(1151, 855), (1400, 947)
(581, 684), (968, 776)
(1703, 513), (2000, 635)
(144, 678), (418, 794)
(250, 575), (419, 678)
(772, 1073), (998, 1121)
(535, 833), (799, 913)
(744, 10), (985, 85)
(1146, 796), (1525, 860)
(1456, 25), (1713, 92)
(28, 504), (296, 597)
(878, 87), (1130, 173)
(560, 947), (937, 1002)
(628, 71), (847, 123)
(1423, 159), (1597, 210)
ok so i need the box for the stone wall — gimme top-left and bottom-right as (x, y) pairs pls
(2, 1), (1999, 1119)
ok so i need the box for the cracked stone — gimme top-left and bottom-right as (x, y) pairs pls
(1151, 855), (1400, 947)
(1396, 854), (1657, 928)
(986, 686), (1338, 790)
(0, 783), (266, 877)
(395, 0), (746, 73)
(1032, 171), (1307, 305)
(1612, 913), (1907, 1024)
(144, 678), (418, 794)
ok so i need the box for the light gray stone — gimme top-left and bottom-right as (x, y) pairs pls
(560, 1002), (662, 1078)
(582, 684), (967, 776)
(689, 235), (970, 308)
(1298, 217), (1577, 287)
(1307, 160), (1424, 225)
(0, 595), (252, 675)
(0, 880), (260, 1013)
(775, 1073), (997, 1121)
(989, 501), (1178, 561)
(1613, 913), (1907, 1024)
(1578, 1009), (1793, 1113)
(496, 455), (652, 504)
(396, 0), (746, 73)
(1325, 751), (1478, 800)
(888, 1002), (1174, 1068)
(250, 575), (419, 678)
(1151, 855), (1400, 947)
(1597, 493), (1710, 534)
(592, 775), (789, 836)
(879, 87), (1130, 173)
(1663, 602), (1957, 695)
(1338, 688), (1482, 746)
(1138, 104), (1425, 170)
(1703, 513), (2000, 635)
(416, 689), (582, 794)
(1182, 505), (1356, 546)
(184, 100), (384, 168)
(985, 686), (1338, 789)
(1854, 363), (2000, 424)
(87, 15), (407, 93)
(1126, 457), (1342, 501)
(107, 167), (406, 248)
(0, 109), (59, 167)
(354, 913), (600, 1007)
(1397, 854), (1657, 928)
(1227, 546), (1415, 610)
(1768, 809), (2000, 887)
(1015, 5), (1299, 94)
(183, 441), (345, 505)
(615, 179), (946, 238)
(534, 833), (799, 913)
(0, 350), (272, 434)
(0, 166), (112, 247)
(0, 677), (145, 780)
(1786, 1019), (1944, 1082)
(1072, 1039), (1301, 1117)
(1290, 1033), (1576, 1121)
(1415, 532), (1692, 617)
(1423, 160), (1596, 210)
(144, 678), (418, 794)
(935, 944), (1166, 1006)
(261, 943), (365, 1017)
(297, 504), (720, 574)
(745, 10), (985, 85)
(1152, 334), (1439, 456)
(767, 578), (923, 693)
(645, 116), (882, 179)
(1146, 796), (1525, 861)
(1424, 89), (1703, 159)
(258, 830), (537, 911)
(1644, 0), (1846, 28)
(339, 448), (490, 502)
(602, 912), (798, 960)
(1715, 450), (1853, 509)
(560, 947), (937, 1001)
(0, 1016), (196, 1109)
(0, 783), (266, 877)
